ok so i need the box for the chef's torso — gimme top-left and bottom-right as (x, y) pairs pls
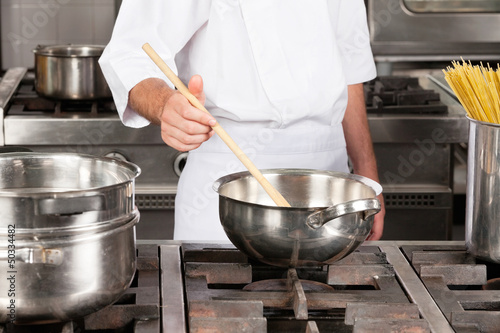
(99, 0), (376, 240)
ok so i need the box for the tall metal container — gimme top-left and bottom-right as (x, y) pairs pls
(466, 118), (500, 263)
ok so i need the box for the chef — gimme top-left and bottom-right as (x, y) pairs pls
(99, 0), (385, 241)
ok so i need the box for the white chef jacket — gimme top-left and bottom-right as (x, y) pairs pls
(99, 0), (377, 241)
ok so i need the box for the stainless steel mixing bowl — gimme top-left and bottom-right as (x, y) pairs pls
(213, 169), (382, 267)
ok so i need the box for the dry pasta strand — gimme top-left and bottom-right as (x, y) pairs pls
(443, 60), (500, 124)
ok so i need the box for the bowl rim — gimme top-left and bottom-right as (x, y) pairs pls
(213, 168), (382, 209)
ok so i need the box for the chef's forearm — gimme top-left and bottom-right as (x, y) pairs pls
(342, 83), (379, 181)
(128, 78), (174, 125)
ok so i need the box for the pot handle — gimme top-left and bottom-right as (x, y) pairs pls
(306, 198), (381, 230)
(0, 247), (63, 265)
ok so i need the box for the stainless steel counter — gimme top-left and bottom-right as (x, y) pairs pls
(367, 75), (468, 240)
(368, 0), (500, 63)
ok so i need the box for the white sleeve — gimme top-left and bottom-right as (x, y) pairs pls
(335, 0), (377, 85)
(99, 0), (212, 128)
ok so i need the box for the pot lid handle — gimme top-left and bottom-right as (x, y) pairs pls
(306, 198), (381, 229)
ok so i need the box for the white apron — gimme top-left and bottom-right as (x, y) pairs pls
(174, 123), (349, 241)
(98, 1), (377, 241)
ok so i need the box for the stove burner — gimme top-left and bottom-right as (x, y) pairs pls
(482, 278), (500, 291)
(402, 245), (500, 333)
(364, 76), (448, 114)
(183, 244), (429, 332)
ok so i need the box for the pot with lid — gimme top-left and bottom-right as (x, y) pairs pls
(0, 152), (141, 324)
(214, 169), (382, 268)
(33, 44), (111, 100)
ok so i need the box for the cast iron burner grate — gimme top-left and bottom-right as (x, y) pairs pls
(182, 244), (430, 332)
(402, 245), (500, 333)
(1, 245), (160, 333)
(364, 76), (448, 114)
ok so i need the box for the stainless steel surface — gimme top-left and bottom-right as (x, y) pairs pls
(381, 185), (454, 240)
(0, 152), (140, 229)
(367, 74), (467, 240)
(4, 117), (160, 145)
(33, 45), (111, 100)
(465, 118), (500, 263)
(160, 245), (186, 333)
(0, 68), (27, 110)
(429, 72), (470, 196)
(0, 212), (138, 324)
(213, 169), (381, 267)
(403, 0), (500, 13)
(368, 0), (500, 62)
(0, 68), (27, 146)
(374, 143), (452, 187)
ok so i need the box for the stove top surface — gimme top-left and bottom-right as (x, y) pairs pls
(174, 241), (500, 333)
(6, 240), (500, 333)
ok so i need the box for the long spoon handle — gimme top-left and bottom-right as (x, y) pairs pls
(142, 43), (291, 207)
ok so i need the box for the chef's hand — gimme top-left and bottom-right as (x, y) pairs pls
(159, 75), (216, 151)
(366, 193), (385, 241)
(129, 75), (216, 152)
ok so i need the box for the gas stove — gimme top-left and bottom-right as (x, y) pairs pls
(4, 240), (498, 332)
(364, 76), (448, 115)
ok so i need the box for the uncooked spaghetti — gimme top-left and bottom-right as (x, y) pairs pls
(443, 60), (500, 124)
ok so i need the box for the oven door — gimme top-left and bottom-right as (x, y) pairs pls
(367, 0), (500, 61)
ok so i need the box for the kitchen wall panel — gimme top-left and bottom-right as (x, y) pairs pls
(1, 0), (116, 70)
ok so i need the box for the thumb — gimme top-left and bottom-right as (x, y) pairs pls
(188, 75), (205, 104)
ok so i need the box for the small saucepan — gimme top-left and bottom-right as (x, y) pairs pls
(33, 44), (111, 100)
(213, 169), (382, 267)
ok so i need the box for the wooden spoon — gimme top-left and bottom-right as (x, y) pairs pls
(142, 43), (291, 207)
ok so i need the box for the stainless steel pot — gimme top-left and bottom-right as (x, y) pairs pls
(0, 210), (139, 324)
(0, 152), (140, 229)
(33, 44), (112, 100)
(214, 169), (382, 267)
(0, 152), (141, 323)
